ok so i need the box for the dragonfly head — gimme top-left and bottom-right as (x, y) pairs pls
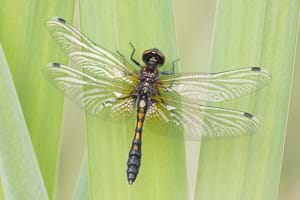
(142, 48), (165, 69)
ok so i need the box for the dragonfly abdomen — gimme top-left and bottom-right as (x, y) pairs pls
(127, 95), (148, 184)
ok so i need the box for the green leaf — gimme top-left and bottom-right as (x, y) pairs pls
(79, 0), (188, 199)
(0, 0), (75, 197)
(0, 44), (48, 200)
(195, 1), (299, 199)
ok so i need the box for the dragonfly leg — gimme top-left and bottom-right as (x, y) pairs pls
(171, 58), (180, 72)
(116, 50), (126, 64)
(160, 58), (180, 75)
(116, 50), (125, 58)
(161, 80), (175, 92)
(129, 42), (142, 67)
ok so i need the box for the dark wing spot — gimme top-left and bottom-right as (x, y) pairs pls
(243, 112), (253, 119)
(52, 62), (61, 68)
(58, 17), (66, 24)
(251, 67), (261, 71)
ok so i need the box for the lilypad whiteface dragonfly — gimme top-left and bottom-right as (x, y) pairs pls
(45, 17), (271, 185)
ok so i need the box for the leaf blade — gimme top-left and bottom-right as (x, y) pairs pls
(79, 0), (188, 199)
(0, 44), (48, 200)
(194, 1), (299, 199)
(0, 0), (76, 197)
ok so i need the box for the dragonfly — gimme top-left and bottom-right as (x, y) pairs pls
(45, 17), (271, 185)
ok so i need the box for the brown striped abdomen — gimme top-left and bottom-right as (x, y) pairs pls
(127, 95), (148, 184)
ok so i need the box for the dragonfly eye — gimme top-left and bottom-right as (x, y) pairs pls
(142, 49), (165, 65)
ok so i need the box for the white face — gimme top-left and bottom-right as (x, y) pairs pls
(149, 56), (158, 62)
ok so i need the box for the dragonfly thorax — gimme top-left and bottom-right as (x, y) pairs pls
(140, 68), (158, 79)
(137, 69), (158, 96)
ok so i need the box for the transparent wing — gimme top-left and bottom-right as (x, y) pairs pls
(159, 67), (271, 103)
(46, 17), (138, 82)
(146, 96), (259, 140)
(46, 17), (140, 117)
(45, 63), (137, 117)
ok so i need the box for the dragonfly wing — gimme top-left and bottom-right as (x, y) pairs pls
(45, 63), (137, 117)
(46, 17), (140, 118)
(159, 67), (271, 103)
(146, 96), (259, 140)
(46, 17), (138, 82)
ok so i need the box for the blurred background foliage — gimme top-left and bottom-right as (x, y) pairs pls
(0, 0), (299, 199)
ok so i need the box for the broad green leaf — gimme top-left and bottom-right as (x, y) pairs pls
(79, 0), (188, 199)
(0, 0), (75, 197)
(195, 1), (299, 200)
(0, 44), (48, 200)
